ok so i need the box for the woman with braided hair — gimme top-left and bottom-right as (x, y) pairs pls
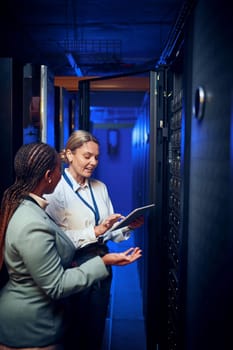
(0, 142), (142, 350)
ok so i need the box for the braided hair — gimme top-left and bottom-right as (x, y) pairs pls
(0, 142), (58, 269)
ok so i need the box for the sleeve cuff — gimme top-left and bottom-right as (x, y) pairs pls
(121, 226), (131, 234)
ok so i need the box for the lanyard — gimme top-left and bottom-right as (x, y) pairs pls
(63, 171), (100, 225)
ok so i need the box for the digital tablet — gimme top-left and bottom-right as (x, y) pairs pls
(111, 203), (155, 231)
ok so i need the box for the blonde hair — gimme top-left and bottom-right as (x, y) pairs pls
(60, 130), (99, 164)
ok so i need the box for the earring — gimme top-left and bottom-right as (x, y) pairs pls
(48, 179), (52, 184)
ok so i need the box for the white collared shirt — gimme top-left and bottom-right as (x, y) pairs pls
(44, 168), (130, 248)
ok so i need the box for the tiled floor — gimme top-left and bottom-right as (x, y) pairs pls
(103, 236), (147, 350)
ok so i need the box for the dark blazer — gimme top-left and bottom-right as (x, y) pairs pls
(0, 198), (109, 347)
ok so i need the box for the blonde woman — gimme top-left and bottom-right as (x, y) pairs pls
(45, 130), (144, 350)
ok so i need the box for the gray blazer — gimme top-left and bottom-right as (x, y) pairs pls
(0, 198), (109, 347)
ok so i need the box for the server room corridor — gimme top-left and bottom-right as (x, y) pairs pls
(103, 235), (147, 350)
(91, 120), (148, 350)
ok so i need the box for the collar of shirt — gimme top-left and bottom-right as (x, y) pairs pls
(64, 168), (88, 192)
(29, 193), (49, 209)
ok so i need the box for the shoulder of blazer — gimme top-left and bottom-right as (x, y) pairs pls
(20, 199), (76, 268)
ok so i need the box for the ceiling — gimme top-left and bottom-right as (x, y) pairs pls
(0, 0), (185, 78)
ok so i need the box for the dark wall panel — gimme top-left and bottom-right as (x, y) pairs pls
(183, 1), (233, 349)
(0, 58), (23, 199)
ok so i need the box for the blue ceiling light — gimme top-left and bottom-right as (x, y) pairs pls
(65, 52), (83, 77)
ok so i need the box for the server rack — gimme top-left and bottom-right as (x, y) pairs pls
(152, 61), (186, 350)
(166, 68), (184, 350)
(147, 61), (187, 350)
(146, 3), (194, 348)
